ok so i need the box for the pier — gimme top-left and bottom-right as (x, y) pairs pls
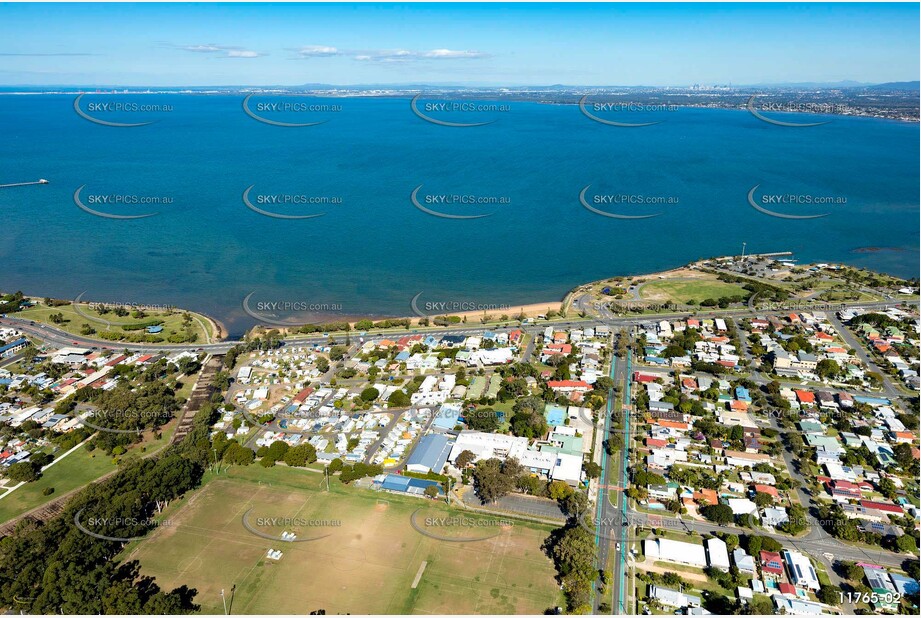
(0, 179), (49, 189)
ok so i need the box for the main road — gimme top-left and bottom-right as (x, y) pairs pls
(592, 339), (632, 615)
(4, 299), (913, 357)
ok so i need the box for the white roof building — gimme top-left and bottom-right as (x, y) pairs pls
(449, 431), (529, 462)
(644, 538), (707, 568)
(726, 498), (758, 516)
(782, 549), (821, 591)
(649, 585), (701, 609)
(549, 452), (583, 485)
(705, 537), (730, 571)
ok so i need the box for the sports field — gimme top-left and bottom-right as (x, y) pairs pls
(128, 466), (562, 614)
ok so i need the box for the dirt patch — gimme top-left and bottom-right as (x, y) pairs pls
(643, 560), (709, 583)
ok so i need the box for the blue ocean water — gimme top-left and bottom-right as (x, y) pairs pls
(0, 95), (918, 335)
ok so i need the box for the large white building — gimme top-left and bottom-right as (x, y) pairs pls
(644, 538), (708, 568)
(448, 431), (583, 485)
(782, 549), (820, 591)
(705, 537), (730, 572)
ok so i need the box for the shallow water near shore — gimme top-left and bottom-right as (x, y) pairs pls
(0, 95), (918, 336)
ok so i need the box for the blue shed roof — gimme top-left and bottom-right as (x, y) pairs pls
(405, 433), (453, 473)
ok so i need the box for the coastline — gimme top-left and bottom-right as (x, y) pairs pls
(5, 254), (916, 345)
(3, 90), (915, 123)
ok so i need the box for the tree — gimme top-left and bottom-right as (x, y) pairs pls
(816, 359), (840, 379)
(722, 534), (739, 552)
(548, 480), (574, 502)
(753, 492), (774, 508)
(894, 534), (917, 554)
(509, 396), (548, 438)
(423, 485), (439, 499)
(387, 390), (410, 407)
(817, 585), (840, 605)
(903, 557), (920, 581)
(223, 442), (255, 465)
(548, 524), (596, 580)
(472, 458), (516, 503)
(583, 461), (602, 479)
(4, 461), (39, 482)
(259, 440), (290, 466)
(778, 504), (807, 535)
(559, 491), (588, 519)
(454, 450), (476, 469)
(360, 387), (380, 402)
(328, 458), (343, 473)
(700, 504), (734, 525)
(283, 443), (317, 467)
(841, 561), (864, 581)
(760, 536), (782, 552)
(466, 407), (500, 432)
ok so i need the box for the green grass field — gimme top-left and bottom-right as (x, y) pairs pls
(127, 466), (563, 615)
(639, 278), (748, 304)
(0, 444), (116, 522)
(19, 302), (217, 344)
(0, 417), (179, 524)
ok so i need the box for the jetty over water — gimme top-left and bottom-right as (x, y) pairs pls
(0, 179), (49, 189)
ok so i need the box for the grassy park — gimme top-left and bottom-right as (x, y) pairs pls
(638, 277), (748, 305)
(128, 466), (562, 615)
(19, 300), (218, 344)
(0, 443), (115, 522)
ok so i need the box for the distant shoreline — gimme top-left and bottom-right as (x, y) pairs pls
(1, 90), (917, 123)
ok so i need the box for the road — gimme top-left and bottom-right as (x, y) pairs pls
(609, 349), (632, 615)
(591, 349), (616, 613)
(592, 338), (631, 614)
(827, 312), (905, 399)
(4, 299), (914, 356)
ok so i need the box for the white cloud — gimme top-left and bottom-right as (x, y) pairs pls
(295, 45), (341, 58)
(423, 49), (488, 59)
(181, 44), (225, 53)
(296, 46), (488, 63)
(226, 50), (262, 58)
(178, 44), (263, 58)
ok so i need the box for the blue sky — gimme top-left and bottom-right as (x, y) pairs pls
(0, 2), (917, 86)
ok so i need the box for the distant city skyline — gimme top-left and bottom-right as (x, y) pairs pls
(0, 2), (918, 87)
